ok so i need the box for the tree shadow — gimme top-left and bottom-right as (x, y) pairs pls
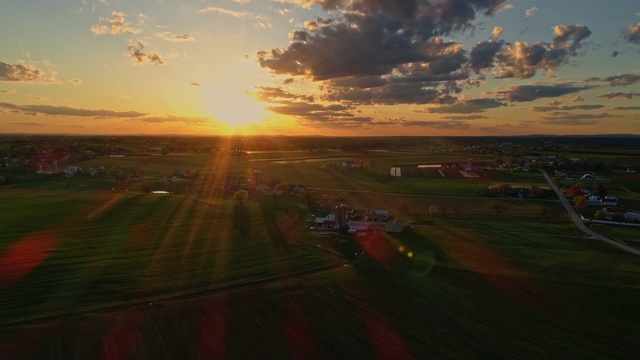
(232, 203), (251, 241)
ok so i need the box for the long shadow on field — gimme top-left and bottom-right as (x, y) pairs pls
(257, 200), (291, 252)
(232, 203), (251, 241)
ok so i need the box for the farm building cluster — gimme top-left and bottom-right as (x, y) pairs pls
(390, 159), (492, 178)
(312, 205), (406, 234)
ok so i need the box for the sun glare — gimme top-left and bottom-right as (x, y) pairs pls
(205, 87), (268, 127)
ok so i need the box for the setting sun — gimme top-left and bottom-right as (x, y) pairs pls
(204, 86), (269, 127)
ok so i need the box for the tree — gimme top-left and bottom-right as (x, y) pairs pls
(486, 201), (508, 219)
(142, 182), (153, 194)
(428, 205), (441, 216)
(573, 196), (588, 211)
(567, 184), (584, 197)
(593, 183), (607, 198)
(552, 176), (562, 188)
(611, 212), (624, 222)
(108, 167), (121, 180)
(538, 207), (554, 222)
(234, 190), (249, 204)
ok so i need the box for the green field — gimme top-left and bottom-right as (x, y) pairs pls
(2, 151), (640, 358)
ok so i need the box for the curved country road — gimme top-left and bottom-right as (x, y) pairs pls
(541, 170), (640, 256)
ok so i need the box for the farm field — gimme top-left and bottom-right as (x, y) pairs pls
(2, 149), (640, 358)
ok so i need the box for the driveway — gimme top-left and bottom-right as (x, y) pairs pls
(541, 170), (640, 256)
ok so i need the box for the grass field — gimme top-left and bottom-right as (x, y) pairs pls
(2, 151), (640, 359)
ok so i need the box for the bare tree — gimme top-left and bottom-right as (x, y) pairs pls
(486, 201), (508, 219)
(399, 201), (411, 215)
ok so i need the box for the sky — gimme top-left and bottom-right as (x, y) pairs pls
(1, 0), (639, 136)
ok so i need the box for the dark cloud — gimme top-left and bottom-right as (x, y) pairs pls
(401, 120), (471, 129)
(289, 31), (309, 42)
(440, 114), (488, 120)
(427, 98), (503, 113)
(552, 25), (591, 52)
(261, 97), (373, 128)
(614, 106), (640, 110)
(255, 86), (315, 102)
(327, 76), (389, 89)
(604, 73), (640, 86)
(540, 112), (616, 125)
(323, 82), (442, 105)
(494, 25), (591, 79)
(496, 85), (591, 102)
(597, 92), (637, 100)
(127, 40), (165, 66)
(478, 121), (534, 132)
(190, 82), (200, 86)
(268, 101), (374, 128)
(531, 104), (605, 112)
(11, 122), (43, 127)
(304, 17), (332, 31)
(0, 102), (147, 118)
(469, 40), (503, 71)
(0, 61), (54, 83)
(257, 1), (597, 113)
(258, 0), (507, 80)
(611, 51), (619, 57)
(624, 23), (640, 44)
(268, 102), (353, 117)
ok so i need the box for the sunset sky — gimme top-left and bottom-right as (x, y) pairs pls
(1, 0), (639, 136)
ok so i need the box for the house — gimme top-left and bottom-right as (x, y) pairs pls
(624, 212), (640, 222)
(314, 210), (335, 227)
(587, 195), (602, 205)
(601, 195), (619, 206)
(340, 160), (359, 168)
(64, 166), (80, 176)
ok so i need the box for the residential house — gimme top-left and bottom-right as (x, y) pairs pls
(314, 210), (336, 227)
(601, 195), (619, 206)
(64, 166), (80, 176)
(587, 195), (602, 206)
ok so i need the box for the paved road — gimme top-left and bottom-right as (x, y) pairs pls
(541, 170), (640, 256)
